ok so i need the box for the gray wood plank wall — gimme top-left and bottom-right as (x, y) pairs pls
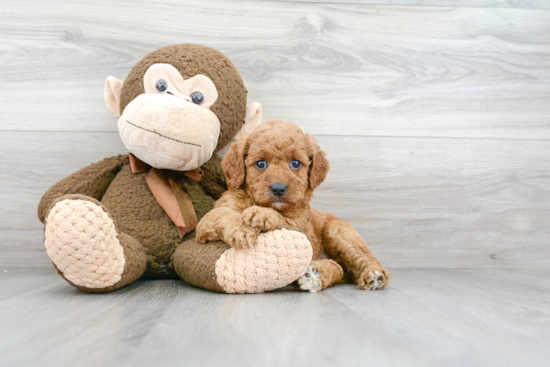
(1, 0), (549, 269)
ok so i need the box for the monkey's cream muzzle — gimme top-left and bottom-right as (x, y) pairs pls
(118, 93), (220, 171)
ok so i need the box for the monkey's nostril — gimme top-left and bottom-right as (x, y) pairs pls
(270, 183), (287, 197)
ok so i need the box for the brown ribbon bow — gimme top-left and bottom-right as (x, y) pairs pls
(129, 153), (203, 238)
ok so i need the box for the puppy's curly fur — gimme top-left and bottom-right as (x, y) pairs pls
(196, 120), (390, 291)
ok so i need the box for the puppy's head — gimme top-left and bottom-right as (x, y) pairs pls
(222, 119), (329, 211)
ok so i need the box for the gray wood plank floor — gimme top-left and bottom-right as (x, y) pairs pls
(3, 133), (549, 269)
(276, 0), (550, 9)
(1, 267), (549, 367)
(2, 2), (548, 366)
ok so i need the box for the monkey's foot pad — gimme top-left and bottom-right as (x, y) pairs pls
(44, 199), (125, 289)
(215, 228), (313, 293)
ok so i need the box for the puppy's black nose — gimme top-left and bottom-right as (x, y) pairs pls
(270, 183), (287, 197)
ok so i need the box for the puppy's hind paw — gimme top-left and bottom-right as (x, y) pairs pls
(297, 266), (321, 293)
(358, 267), (390, 290)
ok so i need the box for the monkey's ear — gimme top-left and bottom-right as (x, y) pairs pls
(233, 102), (262, 142)
(104, 76), (124, 118)
(222, 137), (247, 189)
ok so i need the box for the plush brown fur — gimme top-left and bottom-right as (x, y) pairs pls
(38, 154), (223, 285)
(119, 44), (247, 153)
(196, 120), (390, 291)
(38, 44), (247, 290)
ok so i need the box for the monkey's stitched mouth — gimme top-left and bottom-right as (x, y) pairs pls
(126, 120), (201, 147)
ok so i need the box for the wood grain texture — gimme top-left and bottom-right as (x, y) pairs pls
(0, 0), (549, 139)
(275, 0), (550, 9)
(1, 0), (549, 269)
(0, 230), (48, 268)
(0, 268), (549, 367)
(1, 132), (549, 269)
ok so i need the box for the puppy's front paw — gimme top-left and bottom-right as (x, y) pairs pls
(225, 225), (259, 249)
(297, 266), (321, 293)
(242, 206), (281, 232)
(358, 267), (390, 290)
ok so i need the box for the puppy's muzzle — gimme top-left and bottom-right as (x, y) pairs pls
(270, 183), (287, 197)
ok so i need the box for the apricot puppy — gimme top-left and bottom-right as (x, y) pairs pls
(196, 120), (390, 292)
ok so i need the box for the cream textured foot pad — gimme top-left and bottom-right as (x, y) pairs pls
(44, 199), (125, 289)
(215, 228), (313, 293)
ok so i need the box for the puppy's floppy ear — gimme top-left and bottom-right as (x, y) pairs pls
(222, 136), (248, 189)
(306, 134), (329, 190)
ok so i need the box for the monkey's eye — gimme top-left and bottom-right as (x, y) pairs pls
(255, 160), (267, 170)
(156, 79), (168, 93)
(290, 159), (302, 170)
(191, 92), (204, 105)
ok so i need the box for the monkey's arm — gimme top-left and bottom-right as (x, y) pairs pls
(37, 155), (129, 223)
(199, 155), (227, 200)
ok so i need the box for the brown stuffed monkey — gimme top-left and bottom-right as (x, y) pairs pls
(37, 44), (312, 293)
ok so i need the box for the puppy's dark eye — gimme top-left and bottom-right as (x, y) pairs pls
(255, 160), (267, 170)
(156, 79), (168, 92)
(290, 159), (302, 170)
(191, 92), (204, 105)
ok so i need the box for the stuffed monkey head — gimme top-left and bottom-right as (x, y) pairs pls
(104, 44), (262, 171)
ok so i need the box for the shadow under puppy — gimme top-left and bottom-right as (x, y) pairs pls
(196, 120), (390, 292)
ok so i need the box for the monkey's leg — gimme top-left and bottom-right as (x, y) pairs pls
(44, 195), (147, 292)
(296, 259), (344, 293)
(172, 229), (313, 293)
